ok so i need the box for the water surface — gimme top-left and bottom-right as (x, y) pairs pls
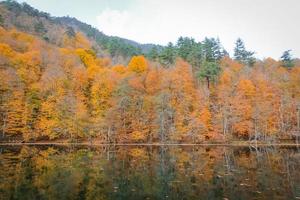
(0, 145), (299, 200)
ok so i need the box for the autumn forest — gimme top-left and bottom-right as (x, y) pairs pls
(0, 1), (300, 144)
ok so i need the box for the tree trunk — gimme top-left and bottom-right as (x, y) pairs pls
(2, 117), (6, 138)
(206, 76), (210, 89)
(107, 125), (111, 143)
(223, 111), (227, 136)
(297, 105), (300, 144)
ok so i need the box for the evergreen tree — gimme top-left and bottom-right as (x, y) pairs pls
(0, 14), (4, 27)
(176, 37), (196, 60)
(65, 26), (76, 37)
(148, 46), (159, 61)
(159, 42), (176, 66)
(198, 61), (221, 89)
(280, 50), (294, 68)
(186, 44), (203, 68)
(34, 21), (47, 34)
(202, 37), (226, 62)
(234, 38), (255, 66)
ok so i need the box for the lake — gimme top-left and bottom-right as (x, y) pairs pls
(0, 145), (299, 200)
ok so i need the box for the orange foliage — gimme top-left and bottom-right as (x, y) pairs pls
(200, 107), (212, 132)
(1, 22), (299, 144)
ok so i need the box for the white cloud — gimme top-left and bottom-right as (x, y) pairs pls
(96, 1), (208, 44)
(96, 8), (158, 43)
(96, 0), (300, 59)
(96, 9), (131, 38)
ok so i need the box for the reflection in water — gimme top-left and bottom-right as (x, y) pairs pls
(0, 145), (299, 200)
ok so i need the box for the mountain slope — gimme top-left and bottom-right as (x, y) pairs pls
(0, 0), (158, 63)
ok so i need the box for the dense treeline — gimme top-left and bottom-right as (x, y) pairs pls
(0, 1), (300, 143)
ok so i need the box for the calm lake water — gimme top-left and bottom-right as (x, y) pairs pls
(0, 145), (299, 200)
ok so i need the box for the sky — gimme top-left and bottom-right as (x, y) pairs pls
(16, 0), (300, 59)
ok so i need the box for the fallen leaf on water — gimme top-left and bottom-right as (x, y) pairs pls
(240, 183), (251, 187)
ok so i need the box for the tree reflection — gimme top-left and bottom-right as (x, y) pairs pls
(0, 145), (299, 200)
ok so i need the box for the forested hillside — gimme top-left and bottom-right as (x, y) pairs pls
(0, 1), (299, 143)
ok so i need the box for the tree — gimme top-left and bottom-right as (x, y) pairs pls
(65, 26), (76, 38)
(112, 65), (127, 74)
(231, 79), (256, 138)
(159, 59), (202, 142)
(5, 90), (26, 136)
(34, 21), (47, 34)
(159, 42), (176, 66)
(280, 50), (294, 68)
(0, 69), (12, 138)
(156, 92), (174, 142)
(90, 69), (115, 118)
(234, 38), (255, 66)
(128, 55), (148, 74)
(186, 43), (203, 68)
(198, 61), (221, 89)
(0, 14), (4, 27)
(252, 76), (279, 140)
(176, 37), (195, 60)
(148, 46), (159, 61)
(23, 85), (41, 141)
(202, 37), (226, 62)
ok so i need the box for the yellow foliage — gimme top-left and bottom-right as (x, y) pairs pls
(75, 48), (96, 67)
(59, 48), (74, 55)
(75, 32), (91, 49)
(129, 148), (147, 158)
(75, 48), (100, 78)
(0, 43), (15, 58)
(62, 32), (91, 49)
(90, 69), (115, 117)
(5, 90), (25, 135)
(112, 65), (127, 74)
(87, 65), (101, 79)
(10, 29), (34, 43)
(237, 79), (256, 98)
(128, 55), (148, 73)
(14, 51), (41, 84)
(130, 131), (146, 141)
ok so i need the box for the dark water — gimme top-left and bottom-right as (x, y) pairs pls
(0, 145), (299, 200)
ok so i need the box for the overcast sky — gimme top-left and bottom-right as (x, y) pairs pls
(16, 0), (300, 59)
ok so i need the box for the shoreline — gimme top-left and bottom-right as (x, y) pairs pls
(0, 142), (299, 146)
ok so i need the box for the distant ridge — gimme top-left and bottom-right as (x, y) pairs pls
(0, 0), (160, 61)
